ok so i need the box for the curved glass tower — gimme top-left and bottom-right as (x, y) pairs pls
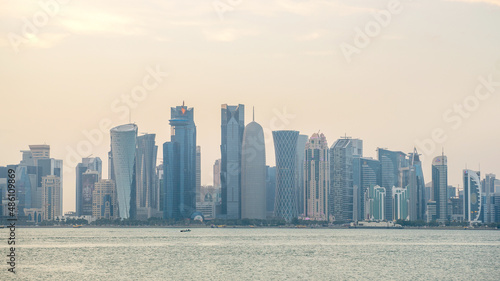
(241, 119), (266, 219)
(273, 130), (299, 222)
(463, 169), (481, 222)
(110, 124), (138, 219)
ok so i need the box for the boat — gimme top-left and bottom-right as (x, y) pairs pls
(72, 225), (83, 228)
(349, 221), (403, 229)
(180, 229), (191, 232)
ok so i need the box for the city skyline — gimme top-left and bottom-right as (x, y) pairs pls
(1, 0), (500, 214)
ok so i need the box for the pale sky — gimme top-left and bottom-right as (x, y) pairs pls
(1, 0), (500, 213)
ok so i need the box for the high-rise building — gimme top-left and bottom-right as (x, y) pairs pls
(432, 155), (448, 222)
(92, 179), (118, 220)
(364, 185), (386, 221)
(163, 103), (197, 220)
(295, 134), (308, 217)
(393, 187), (409, 221)
(80, 170), (99, 216)
(303, 133), (329, 221)
(405, 149), (426, 221)
(76, 157), (102, 216)
(330, 137), (362, 221)
(42, 175), (62, 220)
(481, 174), (496, 223)
(110, 124), (138, 219)
(29, 144), (50, 161)
(273, 130), (299, 222)
(463, 169), (481, 222)
(220, 104), (245, 219)
(36, 158), (63, 212)
(196, 146), (201, 203)
(135, 133), (158, 218)
(213, 159), (221, 188)
(266, 166), (276, 218)
(241, 115), (266, 219)
(359, 157), (381, 220)
(378, 148), (407, 221)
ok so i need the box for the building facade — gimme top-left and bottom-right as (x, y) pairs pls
(303, 133), (329, 221)
(163, 104), (197, 220)
(463, 169), (481, 222)
(92, 179), (118, 220)
(220, 104), (245, 219)
(110, 124), (138, 219)
(432, 155), (448, 222)
(240, 118), (266, 219)
(273, 130), (299, 222)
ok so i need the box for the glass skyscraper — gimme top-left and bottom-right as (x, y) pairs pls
(360, 157), (382, 220)
(295, 134), (308, 217)
(463, 169), (481, 222)
(136, 133), (158, 218)
(110, 123), (138, 219)
(330, 138), (362, 221)
(220, 104), (245, 219)
(378, 148), (407, 221)
(405, 149), (426, 221)
(273, 130), (299, 222)
(432, 155), (448, 222)
(163, 104), (197, 220)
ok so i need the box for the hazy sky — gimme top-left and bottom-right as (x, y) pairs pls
(1, 0), (500, 213)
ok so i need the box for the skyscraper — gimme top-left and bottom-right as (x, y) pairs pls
(303, 133), (329, 221)
(432, 155), (448, 222)
(378, 148), (407, 221)
(481, 174), (496, 223)
(213, 159), (221, 188)
(42, 175), (62, 220)
(110, 124), (138, 219)
(241, 114), (266, 219)
(29, 144), (50, 161)
(80, 169), (99, 216)
(360, 157), (382, 220)
(393, 187), (409, 221)
(266, 166), (276, 218)
(220, 104), (245, 219)
(405, 149), (426, 221)
(330, 137), (362, 221)
(92, 179), (118, 220)
(463, 169), (481, 222)
(364, 185), (386, 221)
(196, 146), (201, 203)
(76, 157), (102, 216)
(163, 103), (197, 220)
(295, 134), (308, 217)
(273, 130), (299, 222)
(135, 133), (158, 218)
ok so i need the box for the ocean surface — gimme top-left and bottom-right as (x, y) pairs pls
(1, 227), (499, 280)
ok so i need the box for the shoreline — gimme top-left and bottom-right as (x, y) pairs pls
(12, 225), (499, 230)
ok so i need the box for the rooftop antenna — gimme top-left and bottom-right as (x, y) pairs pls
(182, 100), (185, 107)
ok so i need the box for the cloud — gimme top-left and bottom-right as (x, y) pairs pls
(446, 0), (500, 7)
(203, 28), (260, 42)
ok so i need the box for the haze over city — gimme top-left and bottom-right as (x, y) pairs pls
(1, 0), (500, 214)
